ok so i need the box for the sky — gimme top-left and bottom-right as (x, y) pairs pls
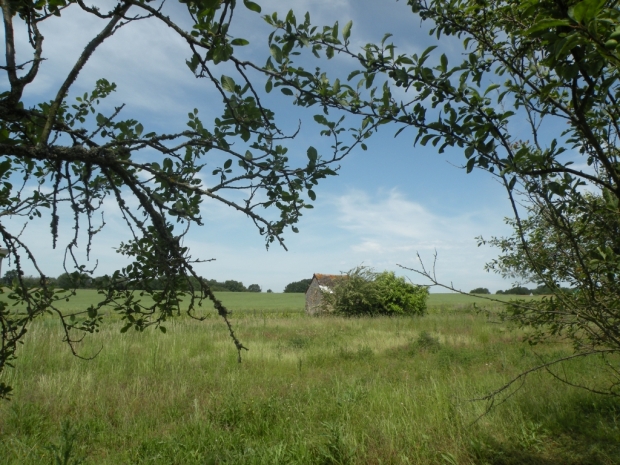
(1, 0), (524, 293)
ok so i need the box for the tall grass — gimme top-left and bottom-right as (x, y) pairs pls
(1, 302), (619, 464)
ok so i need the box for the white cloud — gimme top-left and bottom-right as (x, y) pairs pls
(0, 2), (521, 295)
(326, 188), (512, 291)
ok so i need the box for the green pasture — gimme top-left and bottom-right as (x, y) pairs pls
(0, 289), (540, 315)
(1, 292), (618, 464)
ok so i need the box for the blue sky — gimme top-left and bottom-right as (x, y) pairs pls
(3, 0), (522, 293)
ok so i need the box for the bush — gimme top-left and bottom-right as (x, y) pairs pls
(414, 331), (441, 352)
(321, 267), (428, 316)
(374, 271), (428, 316)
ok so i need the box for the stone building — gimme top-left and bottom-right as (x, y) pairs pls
(304, 273), (346, 315)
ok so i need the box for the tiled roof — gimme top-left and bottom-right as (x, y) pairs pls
(313, 273), (342, 281)
(309, 273), (347, 290)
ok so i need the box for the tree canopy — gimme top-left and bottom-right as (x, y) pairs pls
(0, 0), (371, 399)
(258, 0), (620, 394)
(283, 278), (312, 293)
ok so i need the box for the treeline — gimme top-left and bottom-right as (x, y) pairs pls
(471, 285), (574, 295)
(1, 271), (262, 292)
(496, 285), (573, 295)
(283, 278), (312, 293)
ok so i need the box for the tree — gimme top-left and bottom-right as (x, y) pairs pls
(500, 286), (531, 296)
(259, 0), (620, 394)
(223, 280), (246, 292)
(283, 278), (312, 293)
(0, 0), (371, 399)
(2, 270), (18, 286)
(469, 287), (490, 295)
(485, 194), (620, 354)
(56, 272), (92, 290)
(247, 284), (261, 292)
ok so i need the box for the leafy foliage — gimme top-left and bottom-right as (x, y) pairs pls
(0, 0), (376, 398)
(495, 287), (532, 296)
(261, 0), (620, 394)
(470, 287), (490, 295)
(321, 267), (428, 317)
(486, 194), (620, 361)
(283, 278), (312, 293)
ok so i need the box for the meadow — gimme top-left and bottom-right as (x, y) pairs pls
(1, 291), (619, 464)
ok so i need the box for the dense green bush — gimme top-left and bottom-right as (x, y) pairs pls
(321, 267), (428, 316)
(374, 271), (428, 316)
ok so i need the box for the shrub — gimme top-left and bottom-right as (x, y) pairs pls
(374, 271), (428, 316)
(321, 267), (428, 316)
(414, 331), (441, 352)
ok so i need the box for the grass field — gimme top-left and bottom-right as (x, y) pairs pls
(1, 292), (619, 464)
(0, 289), (536, 314)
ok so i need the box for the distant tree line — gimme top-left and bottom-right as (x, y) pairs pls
(469, 287), (491, 294)
(495, 285), (573, 296)
(284, 279), (312, 293)
(1, 271), (261, 292)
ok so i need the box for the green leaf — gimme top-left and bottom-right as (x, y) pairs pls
(342, 20), (353, 41)
(466, 157), (476, 173)
(525, 19), (571, 35)
(135, 123), (143, 137)
(508, 176), (517, 190)
(265, 79), (273, 93)
(224, 159), (232, 169)
(243, 0), (261, 13)
(159, 326), (167, 333)
(307, 146), (318, 162)
(270, 44), (283, 64)
(314, 114), (328, 125)
(440, 54), (448, 72)
(365, 73), (375, 89)
(281, 87), (294, 96)
(569, 0), (606, 22)
(308, 189), (316, 201)
(231, 38), (249, 46)
(221, 75), (236, 93)
(484, 84), (501, 96)
(204, 0), (220, 8)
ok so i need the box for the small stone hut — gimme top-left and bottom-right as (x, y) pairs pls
(305, 273), (346, 315)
